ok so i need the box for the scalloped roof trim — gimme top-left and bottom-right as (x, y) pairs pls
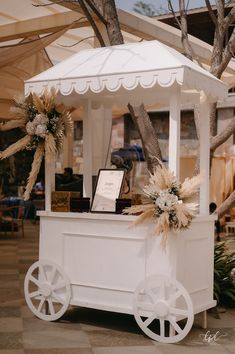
(25, 68), (184, 97)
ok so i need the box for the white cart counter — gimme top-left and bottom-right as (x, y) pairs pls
(24, 211), (216, 343)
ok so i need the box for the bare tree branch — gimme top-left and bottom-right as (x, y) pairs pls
(78, 0), (106, 46)
(179, 0), (193, 59)
(217, 27), (235, 78)
(59, 35), (95, 47)
(216, 0), (225, 26)
(48, 0), (106, 46)
(205, 0), (218, 25)
(193, 104), (201, 140)
(210, 102), (218, 136)
(32, 0), (76, 7)
(84, 0), (107, 25)
(217, 191), (235, 218)
(222, 4), (235, 31)
(101, 0), (124, 45)
(210, 116), (235, 152)
(167, 1), (181, 29)
(128, 103), (162, 173)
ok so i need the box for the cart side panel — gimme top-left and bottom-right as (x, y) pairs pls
(174, 219), (216, 313)
(38, 214), (171, 314)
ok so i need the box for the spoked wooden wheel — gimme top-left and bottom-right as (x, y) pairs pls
(24, 260), (71, 321)
(133, 275), (194, 343)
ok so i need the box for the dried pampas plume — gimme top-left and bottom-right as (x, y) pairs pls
(0, 87), (73, 200)
(124, 163), (202, 249)
(0, 135), (32, 159)
(24, 143), (44, 201)
(0, 118), (27, 131)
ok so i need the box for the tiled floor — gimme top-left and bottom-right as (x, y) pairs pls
(0, 222), (234, 354)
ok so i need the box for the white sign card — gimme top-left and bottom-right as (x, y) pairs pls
(91, 169), (125, 213)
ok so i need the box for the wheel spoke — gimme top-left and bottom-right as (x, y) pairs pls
(168, 316), (183, 334)
(29, 275), (40, 287)
(169, 290), (182, 304)
(143, 313), (156, 328)
(133, 275), (194, 343)
(52, 292), (66, 305)
(29, 290), (41, 298)
(160, 318), (165, 337)
(37, 297), (45, 312)
(169, 324), (176, 336)
(47, 298), (55, 315)
(39, 264), (47, 282)
(170, 307), (188, 317)
(52, 282), (66, 291)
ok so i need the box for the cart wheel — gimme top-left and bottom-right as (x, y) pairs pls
(24, 260), (71, 321)
(133, 274), (194, 343)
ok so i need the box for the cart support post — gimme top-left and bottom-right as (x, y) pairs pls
(82, 99), (93, 198)
(199, 92), (210, 215)
(169, 88), (181, 178)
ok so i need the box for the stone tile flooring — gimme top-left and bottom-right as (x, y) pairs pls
(0, 222), (234, 354)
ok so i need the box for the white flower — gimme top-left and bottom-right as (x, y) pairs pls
(26, 113), (49, 138)
(26, 121), (35, 135)
(35, 124), (47, 138)
(34, 113), (48, 126)
(155, 189), (179, 211)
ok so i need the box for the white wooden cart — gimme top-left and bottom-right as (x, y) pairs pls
(23, 40), (227, 343)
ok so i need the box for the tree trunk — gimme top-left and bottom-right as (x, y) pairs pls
(179, 0), (193, 60)
(128, 103), (162, 173)
(217, 191), (235, 218)
(96, 0), (124, 45)
(101, 0), (162, 170)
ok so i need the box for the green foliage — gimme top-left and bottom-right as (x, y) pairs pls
(214, 241), (235, 307)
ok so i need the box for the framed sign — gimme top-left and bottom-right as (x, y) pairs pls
(90, 169), (125, 213)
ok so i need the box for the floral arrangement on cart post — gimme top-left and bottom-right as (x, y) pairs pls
(0, 87), (73, 200)
(124, 160), (203, 248)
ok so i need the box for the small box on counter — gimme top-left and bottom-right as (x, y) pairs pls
(51, 191), (80, 212)
(115, 198), (132, 214)
(70, 197), (90, 212)
(51, 191), (70, 212)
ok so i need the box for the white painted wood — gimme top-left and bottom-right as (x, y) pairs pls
(45, 156), (55, 212)
(82, 99), (93, 197)
(35, 213), (216, 319)
(169, 89), (181, 178)
(199, 92), (210, 215)
(25, 41), (227, 105)
(24, 260), (71, 321)
(133, 274), (194, 343)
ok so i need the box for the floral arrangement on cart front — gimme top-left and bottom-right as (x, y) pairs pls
(124, 161), (202, 248)
(0, 87), (73, 200)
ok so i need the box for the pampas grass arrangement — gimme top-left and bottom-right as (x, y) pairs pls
(0, 87), (73, 200)
(123, 161), (202, 249)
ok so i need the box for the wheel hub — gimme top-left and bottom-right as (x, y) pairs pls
(40, 283), (52, 297)
(154, 300), (169, 317)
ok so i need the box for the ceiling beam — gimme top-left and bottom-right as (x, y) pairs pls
(1, 1), (235, 76)
(0, 11), (89, 42)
